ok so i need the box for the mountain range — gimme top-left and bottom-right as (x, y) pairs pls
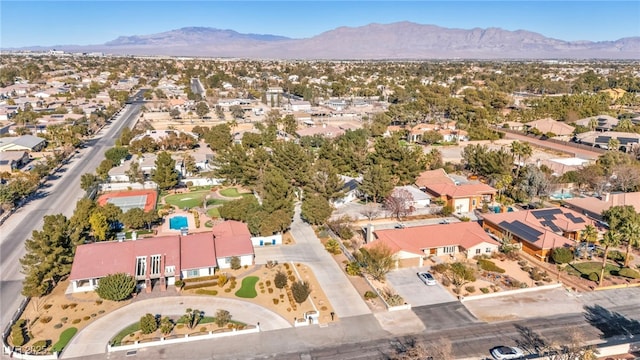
(10, 22), (640, 59)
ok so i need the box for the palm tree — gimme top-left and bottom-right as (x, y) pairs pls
(510, 141), (532, 175)
(599, 230), (621, 286)
(581, 224), (598, 247)
(620, 220), (640, 267)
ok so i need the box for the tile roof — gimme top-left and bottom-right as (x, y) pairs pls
(370, 222), (499, 255)
(181, 232), (217, 270)
(564, 192), (640, 216)
(415, 169), (455, 188)
(69, 235), (180, 281)
(212, 220), (254, 258)
(482, 207), (592, 249)
(425, 183), (497, 198)
(526, 118), (575, 136)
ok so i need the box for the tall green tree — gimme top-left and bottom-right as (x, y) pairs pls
(195, 101), (209, 118)
(305, 159), (345, 201)
(599, 230), (621, 286)
(359, 164), (394, 203)
(301, 194), (333, 225)
(89, 212), (109, 241)
(69, 198), (96, 246)
(602, 205), (640, 267)
(261, 168), (295, 215)
(104, 146), (130, 166)
(20, 214), (73, 297)
(152, 151), (179, 190)
(355, 243), (395, 281)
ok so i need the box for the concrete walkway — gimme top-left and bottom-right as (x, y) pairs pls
(254, 203), (371, 318)
(61, 296), (291, 359)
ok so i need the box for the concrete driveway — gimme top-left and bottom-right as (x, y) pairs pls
(386, 267), (457, 307)
(255, 203), (371, 319)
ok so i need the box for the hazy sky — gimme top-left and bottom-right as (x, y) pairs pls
(2, 1), (639, 48)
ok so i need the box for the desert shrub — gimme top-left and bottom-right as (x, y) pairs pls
(32, 339), (50, 350)
(268, 288), (273, 294)
(98, 310), (105, 314)
(68, 303), (77, 309)
(72, 319), (81, 324)
(10, 320), (26, 346)
(95, 299), (103, 305)
(224, 288), (231, 293)
(607, 250), (632, 262)
(160, 317), (174, 335)
(95, 273), (136, 301)
(217, 274), (228, 287)
(230, 256), (242, 270)
(465, 286), (475, 293)
(617, 268), (640, 279)
(530, 268), (545, 281)
(480, 287), (490, 294)
(291, 280), (311, 303)
(430, 263), (449, 274)
(214, 309), (231, 328)
(364, 291), (378, 300)
(477, 259), (506, 273)
(265, 280), (271, 287)
(274, 271), (288, 289)
(61, 304), (69, 310)
(345, 261), (361, 276)
(61, 317), (68, 322)
(82, 316), (90, 321)
(43, 304), (52, 310)
(40, 316), (53, 324)
(327, 216), (355, 240)
(91, 313), (97, 318)
(324, 239), (342, 255)
(288, 275), (296, 282)
(283, 263), (290, 269)
(195, 289), (218, 296)
(588, 272), (599, 282)
(441, 277), (451, 287)
(551, 247), (573, 264)
(174, 280), (184, 288)
(517, 260), (528, 267)
(272, 299), (279, 305)
(53, 323), (63, 329)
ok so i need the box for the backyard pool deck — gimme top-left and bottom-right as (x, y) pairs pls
(158, 212), (210, 235)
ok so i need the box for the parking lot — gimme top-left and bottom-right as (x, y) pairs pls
(386, 266), (457, 307)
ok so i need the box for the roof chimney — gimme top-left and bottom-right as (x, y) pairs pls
(366, 223), (375, 244)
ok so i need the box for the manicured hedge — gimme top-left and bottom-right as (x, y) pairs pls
(617, 268), (640, 279)
(183, 281), (218, 290)
(183, 275), (219, 283)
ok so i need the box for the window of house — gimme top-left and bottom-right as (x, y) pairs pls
(472, 199), (477, 206)
(135, 256), (146, 277)
(486, 248), (492, 253)
(187, 269), (199, 277)
(475, 249), (481, 254)
(442, 246), (456, 254)
(165, 265), (175, 274)
(150, 255), (161, 275)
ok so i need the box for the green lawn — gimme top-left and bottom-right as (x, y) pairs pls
(207, 207), (220, 218)
(235, 276), (259, 298)
(206, 198), (226, 206)
(219, 188), (253, 198)
(111, 323), (140, 346)
(566, 261), (620, 279)
(164, 190), (210, 209)
(52, 327), (77, 353)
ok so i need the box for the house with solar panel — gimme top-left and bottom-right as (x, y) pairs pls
(575, 131), (640, 153)
(481, 208), (594, 261)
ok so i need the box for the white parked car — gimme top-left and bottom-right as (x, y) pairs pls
(417, 272), (437, 286)
(491, 346), (525, 359)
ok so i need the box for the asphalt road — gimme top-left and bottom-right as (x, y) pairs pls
(75, 300), (640, 360)
(0, 101), (143, 332)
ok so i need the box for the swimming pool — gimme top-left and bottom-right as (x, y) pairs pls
(550, 192), (574, 200)
(169, 216), (188, 230)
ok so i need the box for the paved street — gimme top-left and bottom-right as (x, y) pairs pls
(0, 98), (143, 332)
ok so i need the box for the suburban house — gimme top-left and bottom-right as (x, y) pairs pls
(537, 158), (592, 177)
(575, 115), (619, 132)
(575, 131), (640, 152)
(68, 220), (254, 294)
(367, 222), (500, 268)
(296, 125), (345, 139)
(391, 185), (432, 208)
(525, 118), (575, 137)
(482, 208), (593, 261)
(333, 175), (361, 208)
(0, 151), (30, 172)
(0, 135), (47, 152)
(424, 183), (496, 213)
(563, 192), (640, 222)
(415, 169), (455, 189)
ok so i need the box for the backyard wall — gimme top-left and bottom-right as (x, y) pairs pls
(251, 234), (283, 246)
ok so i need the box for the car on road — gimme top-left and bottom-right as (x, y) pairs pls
(490, 346), (524, 359)
(417, 272), (437, 286)
(439, 219), (450, 224)
(394, 223), (405, 229)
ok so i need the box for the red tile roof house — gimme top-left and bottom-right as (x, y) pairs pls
(563, 192), (640, 221)
(367, 222), (500, 268)
(68, 221), (254, 294)
(482, 208), (594, 261)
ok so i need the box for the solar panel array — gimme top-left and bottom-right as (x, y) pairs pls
(531, 208), (562, 220)
(565, 212), (586, 224)
(498, 220), (544, 243)
(539, 220), (561, 233)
